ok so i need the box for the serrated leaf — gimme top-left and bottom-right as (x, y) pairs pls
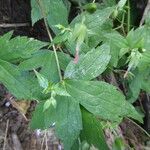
(0, 33), (47, 63)
(65, 79), (143, 123)
(80, 108), (109, 150)
(31, 0), (68, 34)
(64, 44), (111, 80)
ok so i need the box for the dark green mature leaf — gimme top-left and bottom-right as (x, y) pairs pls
(19, 51), (59, 83)
(0, 59), (30, 99)
(55, 96), (82, 150)
(64, 44), (111, 80)
(19, 50), (71, 82)
(81, 109), (109, 150)
(31, 96), (82, 150)
(65, 79), (142, 122)
(71, 7), (114, 31)
(0, 32), (47, 63)
(128, 69), (150, 103)
(57, 52), (72, 70)
(31, 0), (68, 34)
(30, 102), (46, 129)
(0, 59), (45, 100)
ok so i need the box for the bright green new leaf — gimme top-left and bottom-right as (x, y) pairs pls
(34, 69), (49, 89)
(64, 44), (111, 80)
(50, 96), (57, 108)
(43, 99), (51, 111)
(53, 82), (70, 97)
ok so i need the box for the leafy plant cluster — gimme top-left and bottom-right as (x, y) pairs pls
(0, 0), (149, 149)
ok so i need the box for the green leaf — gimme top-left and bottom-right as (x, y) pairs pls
(55, 96), (82, 150)
(128, 69), (150, 103)
(112, 137), (126, 150)
(103, 0), (116, 7)
(80, 108), (109, 150)
(31, 96), (82, 150)
(51, 96), (57, 108)
(19, 51), (59, 83)
(57, 52), (72, 70)
(30, 102), (47, 129)
(31, 0), (68, 34)
(104, 31), (128, 67)
(0, 33), (47, 63)
(43, 99), (51, 111)
(117, 0), (127, 10)
(0, 59), (46, 100)
(65, 79), (143, 123)
(70, 7), (114, 47)
(34, 69), (49, 89)
(0, 59), (30, 99)
(105, 32), (127, 49)
(53, 82), (70, 97)
(64, 44), (111, 80)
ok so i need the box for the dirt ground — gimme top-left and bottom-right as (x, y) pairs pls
(0, 0), (149, 150)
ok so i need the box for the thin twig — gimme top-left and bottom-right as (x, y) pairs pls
(37, 0), (62, 81)
(9, 97), (28, 121)
(0, 23), (29, 28)
(140, 0), (150, 26)
(3, 119), (9, 150)
(12, 133), (23, 150)
(45, 131), (48, 150)
(40, 130), (47, 150)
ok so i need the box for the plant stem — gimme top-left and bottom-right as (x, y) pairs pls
(37, 0), (62, 81)
(127, 0), (130, 33)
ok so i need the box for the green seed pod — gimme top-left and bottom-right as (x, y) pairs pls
(83, 3), (97, 13)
